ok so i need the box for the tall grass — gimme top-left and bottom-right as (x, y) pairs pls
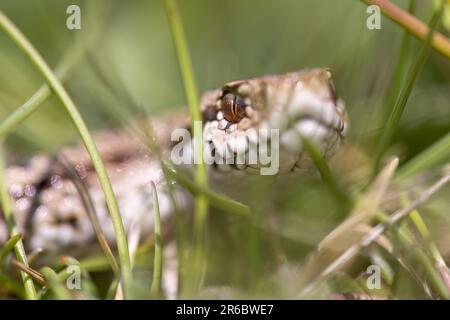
(163, 0), (209, 292)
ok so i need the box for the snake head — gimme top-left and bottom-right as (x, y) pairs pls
(200, 68), (348, 174)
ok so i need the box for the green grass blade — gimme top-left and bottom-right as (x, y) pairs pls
(373, 1), (445, 172)
(302, 138), (352, 210)
(0, 4), (102, 140)
(388, 194), (450, 299)
(401, 196), (449, 283)
(0, 85), (53, 140)
(40, 267), (72, 300)
(396, 132), (450, 181)
(105, 277), (120, 300)
(150, 182), (163, 298)
(59, 256), (99, 298)
(0, 44), (85, 140)
(164, 166), (251, 217)
(163, 0), (209, 291)
(382, 0), (416, 121)
(58, 156), (120, 276)
(393, 223), (450, 299)
(0, 233), (22, 264)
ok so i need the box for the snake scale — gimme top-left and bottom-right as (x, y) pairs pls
(0, 68), (348, 254)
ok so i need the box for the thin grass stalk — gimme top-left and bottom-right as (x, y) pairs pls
(396, 132), (450, 181)
(150, 182), (163, 297)
(0, 17), (99, 140)
(0, 233), (22, 264)
(163, 0), (209, 291)
(40, 267), (72, 300)
(360, 0), (450, 59)
(373, 1), (445, 171)
(394, 220), (450, 298)
(164, 166), (251, 217)
(382, 0), (416, 121)
(302, 138), (352, 210)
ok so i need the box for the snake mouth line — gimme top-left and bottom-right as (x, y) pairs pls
(204, 118), (344, 175)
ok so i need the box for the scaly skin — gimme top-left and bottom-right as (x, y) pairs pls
(0, 68), (347, 252)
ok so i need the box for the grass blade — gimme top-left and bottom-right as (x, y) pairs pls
(302, 138), (352, 209)
(150, 182), (163, 298)
(374, 1), (445, 172)
(40, 267), (72, 300)
(0, 8), (102, 140)
(163, 0), (209, 291)
(382, 0), (416, 121)
(402, 195), (450, 293)
(164, 165), (251, 217)
(58, 156), (120, 276)
(0, 233), (22, 264)
(396, 132), (450, 180)
(10, 259), (45, 285)
(300, 158), (398, 291)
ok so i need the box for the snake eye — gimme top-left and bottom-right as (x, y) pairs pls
(222, 93), (246, 123)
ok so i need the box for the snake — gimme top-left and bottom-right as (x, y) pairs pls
(0, 68), (348, 254)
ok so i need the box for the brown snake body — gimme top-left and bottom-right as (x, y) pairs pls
(0, 69), (348, 253)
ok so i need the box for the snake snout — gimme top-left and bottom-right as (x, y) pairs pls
(200, 70), (348, 174)
(273, 88), (347, 172)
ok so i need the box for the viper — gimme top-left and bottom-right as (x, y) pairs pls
(0, 68), (347, 253)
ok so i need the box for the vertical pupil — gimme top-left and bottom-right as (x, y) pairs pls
(232, 95), (237, 118)
(222, 93), (244, 123)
